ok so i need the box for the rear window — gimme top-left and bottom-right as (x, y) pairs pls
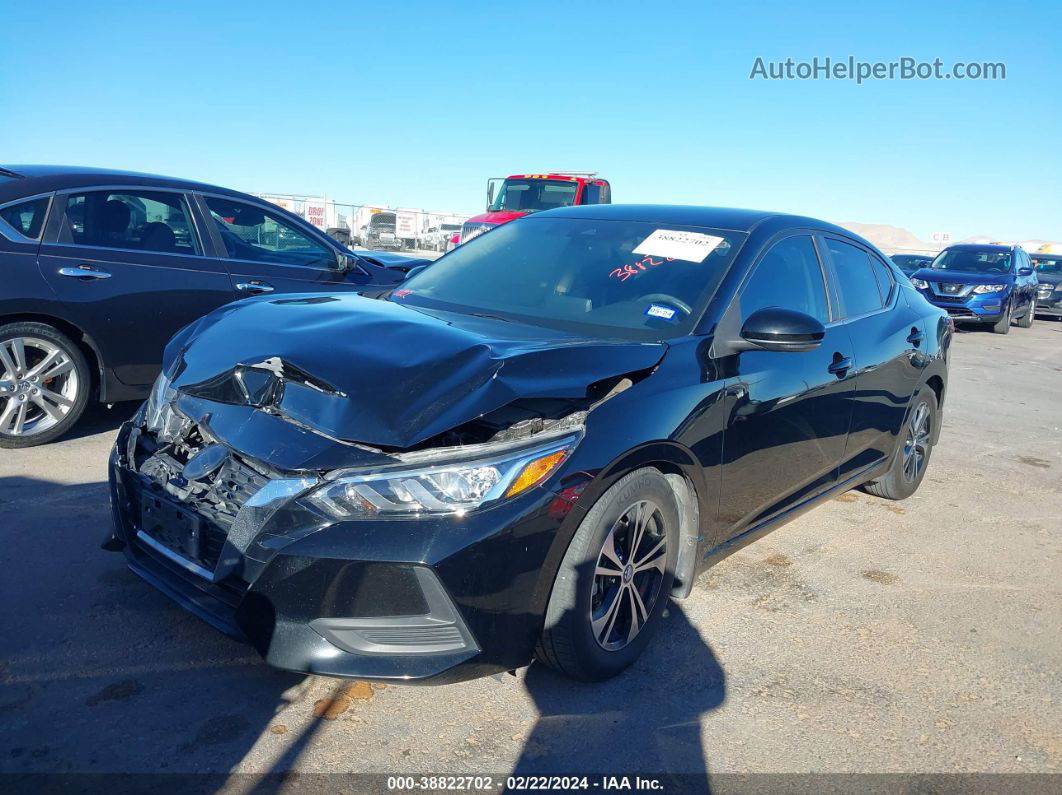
(0, 197), (50, 240)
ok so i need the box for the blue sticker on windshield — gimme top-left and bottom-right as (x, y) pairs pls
(645, 304), (677, 321)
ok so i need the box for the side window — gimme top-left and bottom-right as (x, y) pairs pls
(870, 255), (896, 304)
(826, 238), (884, 318)
(740, 235), (829, 323)
(0, 197), (50, 239)
(58, 190), (199, 255)
(205, 196), (336, 269)
(582, 181), (612, 205)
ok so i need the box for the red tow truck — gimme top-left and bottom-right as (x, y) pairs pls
(449, 172), (611, 250)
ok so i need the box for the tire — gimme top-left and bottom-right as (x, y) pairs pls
(1017, 300), (1035, 328)
(862, 390), (938, 501)
(991, 302), (1012, 334)
(0, 322), (91, 448)
(536, 468), (680, 681)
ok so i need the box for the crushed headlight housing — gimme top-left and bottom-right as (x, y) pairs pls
(308, 432), (581, 518)
(142, 371), (189, 443)
(972, 284), (1006, 294)
(910, 278), (930, 289)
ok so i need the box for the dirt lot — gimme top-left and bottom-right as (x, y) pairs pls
(1, 320), (1060, 786)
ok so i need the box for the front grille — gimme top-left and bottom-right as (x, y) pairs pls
(932, 282), (970, 298)
(460, 221), (495, 244)
(129, 423), (269, 575)
(932, 294), (967, 303)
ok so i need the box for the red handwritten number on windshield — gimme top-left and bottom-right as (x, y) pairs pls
(609, 255), (674, 281)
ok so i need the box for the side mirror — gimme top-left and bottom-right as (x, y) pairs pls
(740, 307), (825, 352)
(1017, 267), (1033, 277)
(486, 177), (504, 210)
(404, 264), (428, 280)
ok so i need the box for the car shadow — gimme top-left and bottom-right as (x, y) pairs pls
(0, 474), (311, 788)
(515, 601), (725, 791)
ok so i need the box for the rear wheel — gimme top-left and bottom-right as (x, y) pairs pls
(536, 468), (679, 681)
(862, 390), (938, 500)
(0, 322), (90, 448)
(991, 303), (1012, 334)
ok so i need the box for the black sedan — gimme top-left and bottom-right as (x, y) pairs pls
(1031, 252), (1062, 318)
(890, 253), (934, 276)
(106, 205), (950, 683)
(0, 165), (427, 447)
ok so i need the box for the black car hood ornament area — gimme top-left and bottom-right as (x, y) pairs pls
(167, 294), (667, 450)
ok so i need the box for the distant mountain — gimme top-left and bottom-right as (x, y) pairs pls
(834, 221), (933, 254)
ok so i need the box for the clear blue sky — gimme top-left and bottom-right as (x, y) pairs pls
(2, 0), (1059, 241)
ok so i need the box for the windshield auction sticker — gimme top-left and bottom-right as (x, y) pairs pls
(633, 229), (724, 263)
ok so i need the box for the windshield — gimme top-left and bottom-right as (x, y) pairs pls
(930, 248), (1012, 273)
(396, 217), (746, 340)
(1032, 255), (1062, 273)
(489, 179), (579, 213)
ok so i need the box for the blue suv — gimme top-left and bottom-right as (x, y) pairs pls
(909, 244), (1038, 334)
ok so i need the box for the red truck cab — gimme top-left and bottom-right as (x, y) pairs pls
(454, 172), (611, 247)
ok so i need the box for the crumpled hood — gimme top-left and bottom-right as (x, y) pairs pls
(911, 268), (1013, 286)
(166, 294), (666, 449)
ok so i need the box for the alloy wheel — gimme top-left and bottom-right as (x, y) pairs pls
(902, 402), (931, 483)
(0, 337), (80, 437)
(590, 500), (668, 651)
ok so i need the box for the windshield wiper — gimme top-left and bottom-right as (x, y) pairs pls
(467, 311), (513, 323)
(0, 167), (24, 179)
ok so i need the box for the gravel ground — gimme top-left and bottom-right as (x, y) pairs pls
(1, 319), (1059, 788)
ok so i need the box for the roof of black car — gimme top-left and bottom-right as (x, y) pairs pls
(535, 203), (853, 236)
(0, 164), (239, 197)
(942, 243), (1014, 252)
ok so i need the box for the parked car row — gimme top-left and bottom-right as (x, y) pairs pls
(0, 165), (432, 447)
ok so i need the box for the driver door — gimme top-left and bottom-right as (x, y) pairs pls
(718, 234), (857, 536)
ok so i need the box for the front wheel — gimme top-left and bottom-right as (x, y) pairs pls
(1017, 300), (1035, 328)
(536, 468), (679, 681)
(0, 322), (91, 448)
(862, 390), (938, 500)
(991, 303), (1012, 334)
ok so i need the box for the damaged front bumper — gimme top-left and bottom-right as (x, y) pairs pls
(107, 410), (586, 684)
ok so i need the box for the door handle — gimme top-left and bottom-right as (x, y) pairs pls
(58, 265), (111, 280)
(827, 355), (853, 377)
(236, 281), (274, 294)
(906, 327), (925, 347)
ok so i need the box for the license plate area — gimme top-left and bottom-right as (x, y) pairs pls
(140, 492), (204, 565)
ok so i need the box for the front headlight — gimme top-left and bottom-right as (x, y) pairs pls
(308, 432), (581, 519)
(911, 278), (930, 289)
(972, 284), (1006, 294)
(142, 371), (189, 442)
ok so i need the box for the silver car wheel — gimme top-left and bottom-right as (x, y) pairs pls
(590, 499), (668, 651)
(0, 336), (80, 437)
